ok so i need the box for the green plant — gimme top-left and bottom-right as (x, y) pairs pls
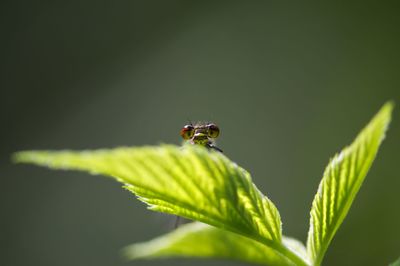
(13, 102), (395, 266)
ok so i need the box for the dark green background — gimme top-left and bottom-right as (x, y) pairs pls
(2, 1), (399, 266)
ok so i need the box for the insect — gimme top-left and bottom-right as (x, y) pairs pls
(180, 122), (223, 152)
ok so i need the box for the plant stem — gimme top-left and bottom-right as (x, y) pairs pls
(255, 236), (309, 266)
(274, 243), (309, 266)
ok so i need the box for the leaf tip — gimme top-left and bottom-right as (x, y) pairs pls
(120, 245), (138, 261)
(381, 100), (395, 118)
(11, 151), (31, 164)
(377, 101), (395, 140)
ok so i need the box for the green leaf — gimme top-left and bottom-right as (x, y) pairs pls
(307, 102), (393, 266)
(123, 222), (309, 266)
(14, 144), (308, 265)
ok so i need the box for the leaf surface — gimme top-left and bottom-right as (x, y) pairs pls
(14, 144), (299, 261)
(124, 222), (308, 266)
(306, 102), (393, 265)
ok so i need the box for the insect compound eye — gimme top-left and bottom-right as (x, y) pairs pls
(180, 125), (195, 140)
(207, 123), (220, 138)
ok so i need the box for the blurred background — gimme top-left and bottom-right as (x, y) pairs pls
(1, 1), (399, 266)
